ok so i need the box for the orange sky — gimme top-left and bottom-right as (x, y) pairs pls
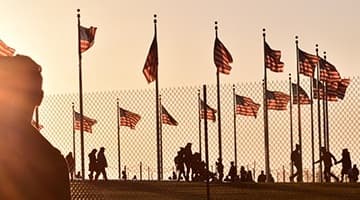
(1, 0), (359, 95)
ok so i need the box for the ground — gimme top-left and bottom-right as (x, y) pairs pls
(70, 181), (360, 200)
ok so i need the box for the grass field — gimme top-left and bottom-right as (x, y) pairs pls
(71, 181), (360, 200)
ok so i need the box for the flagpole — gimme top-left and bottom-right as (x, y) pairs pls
(151, 14), (162, 181)
(72, 102), (76, 175)
(159, 94), (163, 181)
(295, 36), (303, 182)
(198, 89), (202, 160)
(310, 68), (315, 183)
(215, 21), (223, 167)
(323, 52), (330, 151)
(288, 74), (294, 177)
(117, 98), (121, 179)
(77, 9), (85, 180)
(315, 45), (323, 182)
(203, 85), (210, 200)
(262, 28), (270, 182)
(233, 84), (237, 169)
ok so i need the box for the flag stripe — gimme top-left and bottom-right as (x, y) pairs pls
(313, 79), (338, 101)
(319, 58), (341, 82)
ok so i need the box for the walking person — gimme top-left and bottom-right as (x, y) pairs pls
(88, 149), (97, 180)
(65, 152), (75, 181)
(335, 148), (352, 182)
(289, 144), (301, 182)
(95, 147), (108, 180)
(314, 147), (339, 182)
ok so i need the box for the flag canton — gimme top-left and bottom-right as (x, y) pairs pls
(235, 95), (260, 117)
(161, 106), (178, 126)
(264, 42), (284, 72)
(119, 108), (141, 129)
(214, 37), (233, 75)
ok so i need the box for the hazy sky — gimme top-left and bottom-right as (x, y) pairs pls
(2, 0), (359, 94)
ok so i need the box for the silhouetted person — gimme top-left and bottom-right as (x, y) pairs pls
(175, 148), (185, 181)
(65, 152), (75, 181)
(290, 144), (302, 182)
(132, 175), (137, 180)
(0, 56), (70, 199)
(227, 161), (237, 182)
(184, 143), (192, 181)
(240, 166), (247, 182)
(172, 171), (177, 180)
(246, 170), (254, 182)
(95, 147), (108, 180)
(216, 158), (224, 182)
(88, 149), (97, 180)
(122, 169), (127, 180)
(75, 171), (83, 179)
(269, 173), (275, 183)
(335, 148), (352, 182)
(314, 147), (339, 182)
(349, 164), (359, 183)
(191, 152), (202, 181)
(257, 170), (266, 183)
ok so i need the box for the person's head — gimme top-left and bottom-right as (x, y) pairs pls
(91, 149), (97, 154)
(100, 147), (105, 152)
(0, 56), (43, 122)
(295, 144), (300, 150)
(231, 161), (234, 166)
(261, 170), (264, 174)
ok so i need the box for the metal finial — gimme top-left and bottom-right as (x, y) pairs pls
(77, 9), (80, 17)
(233, 84), (235, 89)
(153, 14), (157, 23)
(215, 21), (218, 30)
(295, 36), (299, 44)
(262, 28), (266, 37)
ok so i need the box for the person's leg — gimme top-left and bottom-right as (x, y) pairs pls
(103, 169), (108, 181)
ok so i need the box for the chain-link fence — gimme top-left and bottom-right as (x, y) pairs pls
(39, 76), (360, 183)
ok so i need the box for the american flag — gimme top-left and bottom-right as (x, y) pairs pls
(79, 26), (97, 53)
(291, 83), (312, 105)
(74, 111), (97, 133)
(266, 90), (290, 110)
(143, 35), (158, 83)
(235, 95), (260, 118)
(313, 79), (337, 102)
(161, 106), (178, 126)
(31, 120), (44, 131)
(264, 41), (284, 72)
(298, 49), (319, 77)
(199, 99), (217, 122)
(0, 40), (15, 56)
(119, 108), (141, 129)
(319, 58), (341, 83)
(337, 78), (350, 100)
(214, 37), (233, 74)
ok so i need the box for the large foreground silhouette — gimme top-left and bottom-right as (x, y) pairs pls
(0, 56), (70, 199)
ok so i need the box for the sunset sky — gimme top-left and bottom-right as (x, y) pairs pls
(1, 0), (359, 95)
